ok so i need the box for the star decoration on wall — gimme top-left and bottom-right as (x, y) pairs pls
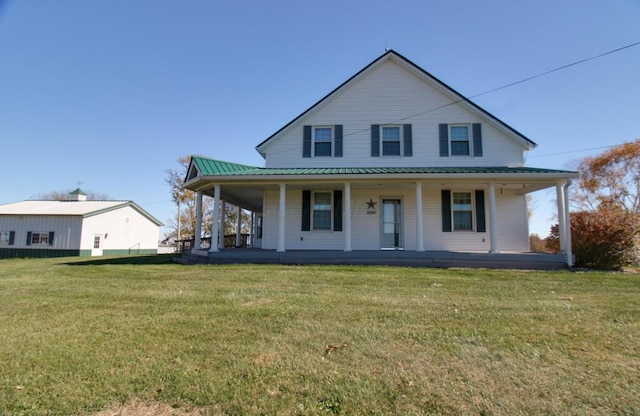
(366, 198), (377, 210)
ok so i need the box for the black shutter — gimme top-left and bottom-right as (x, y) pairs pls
(26, 232), (32, 246)
(403, 124), (413, 156)
(333, 190), (343, 232)
(439, 124), (449, 157)
(473, 123), (483, 157)
(441, 190), (452, 232)
(475, 190), (486, 232)
(48, 232), (55, 246)
(303, 126), (312, 158)
(371, 124), (380, 157)
(334, 125), (343, 157)
(302, 190), (311, 231)
(9, 231), (15, 245)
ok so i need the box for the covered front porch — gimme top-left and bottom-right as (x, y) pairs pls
(182, 159), (578, 268)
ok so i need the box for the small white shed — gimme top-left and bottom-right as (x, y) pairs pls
(0, 189), (163, 258)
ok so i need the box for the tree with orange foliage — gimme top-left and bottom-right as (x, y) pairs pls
(573, 139), (640, 214)
(548, 140), (640, 269)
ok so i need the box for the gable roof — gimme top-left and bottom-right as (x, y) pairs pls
(255, 49), (536, 158)
(0, 200), (163, 226)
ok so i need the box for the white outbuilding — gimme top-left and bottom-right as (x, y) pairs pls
(0, 189), (163, 258)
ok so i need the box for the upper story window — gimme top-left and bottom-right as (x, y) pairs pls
(450, 125), (470, 156)
(371, 124), (413, 157)
(314, 127), (333, 157)
(439, 123), (483, 157)
(303, 125), (343, 158)
(382, 126), (401, 156)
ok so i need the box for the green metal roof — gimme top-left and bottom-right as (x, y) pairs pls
(190, 156), (575, 177)
(192, 156), (257, 174)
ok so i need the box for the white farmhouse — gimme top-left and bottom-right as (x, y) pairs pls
(182, 50), (578, 267)
(0, 189), (162, 258)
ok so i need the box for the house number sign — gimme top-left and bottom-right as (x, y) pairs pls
(366, 198), (377, 215)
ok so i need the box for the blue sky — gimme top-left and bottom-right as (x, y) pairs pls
(1, 0), (638, 238)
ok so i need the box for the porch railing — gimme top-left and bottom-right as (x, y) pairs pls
(176, 234), (250, 253)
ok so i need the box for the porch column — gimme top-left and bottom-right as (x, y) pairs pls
(218, 200), (226, 249)
(564, 180), (573, 267)
(415, 181), (425, 251)
(194, 191), (203, 250)
(209, 185), (221, 253)
(249, 211), (255, 248)
(235, 206), (242, 247)
(344, 182), (352, 251)
(488, 182), (499, 253)
(277, 183), (286, 252)
(556, 182), (567, 252)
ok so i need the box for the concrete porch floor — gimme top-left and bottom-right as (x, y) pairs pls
(176, 248), (567, 270)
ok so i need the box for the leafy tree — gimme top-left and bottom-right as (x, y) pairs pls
(31, 189), (110, 200)
(573, 138), (640, 214)
(547, 140), (640, 269)
(165, 156), (252, 242)
(529, 233), (548, 253)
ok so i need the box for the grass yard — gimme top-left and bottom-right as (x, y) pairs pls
(0, 255), (638, 415)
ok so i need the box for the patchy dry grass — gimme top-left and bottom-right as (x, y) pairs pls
(0, 256), (638, 415)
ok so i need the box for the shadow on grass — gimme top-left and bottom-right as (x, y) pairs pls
(64, 254), (180, 266)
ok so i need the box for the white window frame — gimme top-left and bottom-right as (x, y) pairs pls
(451, 191), (475, 232)
(312, 191), (333, 230)
(380, 125), (402, 156)
(31, 232), (50, 245)
(0, 231), (11, 245)
(449, 124), (472, 157)
(313, 126), (333, 157)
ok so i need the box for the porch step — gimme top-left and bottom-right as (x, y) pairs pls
(177, 250), (567, 270)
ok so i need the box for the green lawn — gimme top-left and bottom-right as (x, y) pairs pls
(0, 256), (638, 415)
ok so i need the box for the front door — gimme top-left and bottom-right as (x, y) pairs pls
(91, 235), (103, 256)
(381, 199), (403, 250)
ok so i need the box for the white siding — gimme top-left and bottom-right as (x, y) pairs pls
(495, 189), (529, 252)
(263, 60), (525, 169)
(260, 183), (529, 252)
(0, 215), (83, 249)
(81, 206), (160, 252)
(422, 187), (528, 252)
(262, 186), (417, 250)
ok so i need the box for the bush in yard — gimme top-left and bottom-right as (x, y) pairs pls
(547, 210), (639, 270)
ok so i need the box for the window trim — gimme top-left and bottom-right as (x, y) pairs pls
(451, 191), (475, 232)
(30, 231), (50, 245)
(449, 124), (471, 157)
(312, 126), (334, 157)
(380, 124), (402, 156)
(312, 191), (333, 230)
